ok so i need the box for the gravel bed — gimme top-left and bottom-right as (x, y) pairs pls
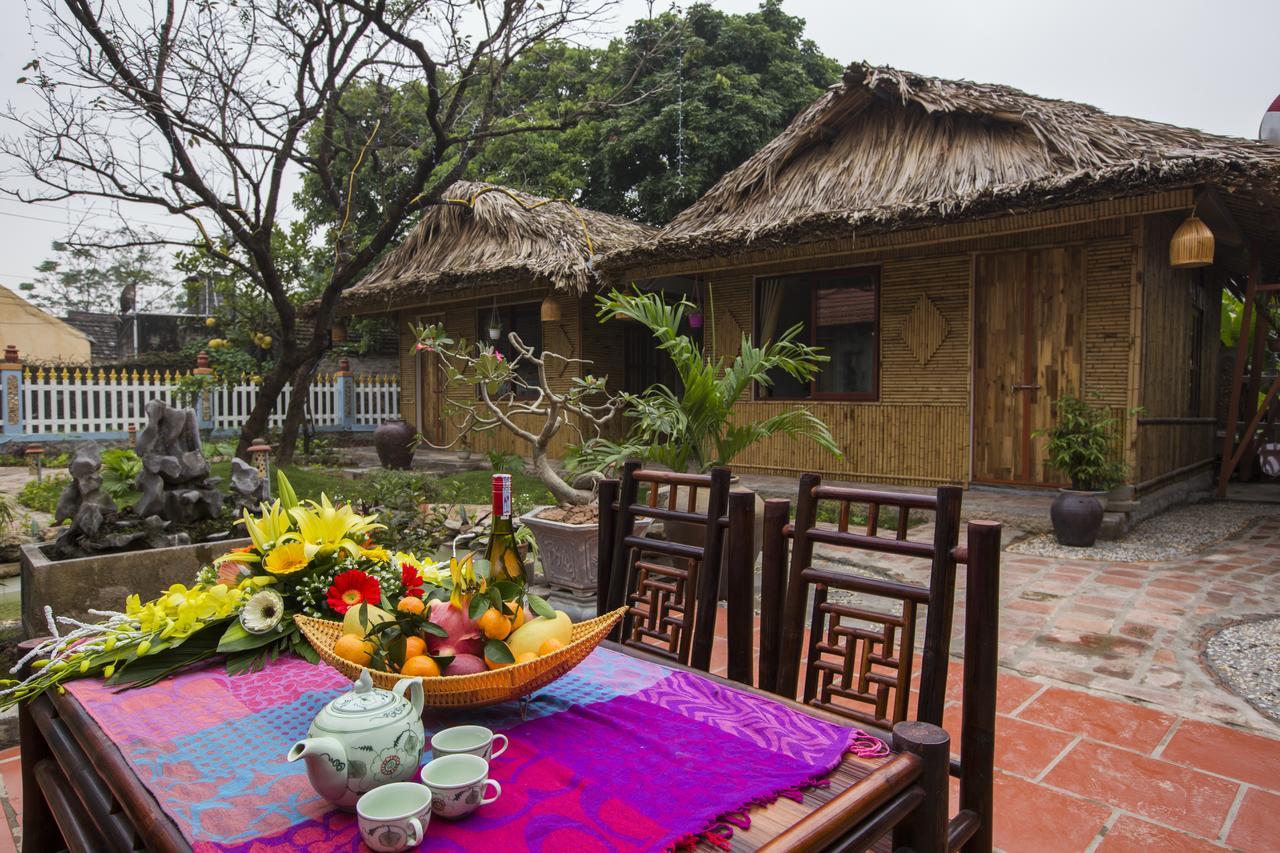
(1205, 618), (1280, 724)
(1006, 500), (1280, 562)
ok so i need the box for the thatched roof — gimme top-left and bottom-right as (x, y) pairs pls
(340, 181), (655, 313)
(603, 63), (1280, 270)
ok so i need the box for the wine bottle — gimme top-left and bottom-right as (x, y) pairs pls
(485, 473), (526, 584)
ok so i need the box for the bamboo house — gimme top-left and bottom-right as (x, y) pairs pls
(598, 63), (1280, 503)
(336, 181), (655, 455)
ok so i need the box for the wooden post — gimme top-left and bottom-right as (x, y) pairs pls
(777, 472), (821, 699)
(917, 485), (963, 727)
(689, 467), (731, 673)
(890, 721), (951, 853)
(595, 478), (620, 618)
(725, 490), (756, 686)
(1218, 249), (1262, 496)
(960, 520), (1002, 853)
(757, 498), (791, 694)
(607, 461), (641, 641)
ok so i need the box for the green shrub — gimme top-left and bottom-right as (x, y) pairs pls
(1035, 394), (1132, 491)
(100, 448), (142, 503)
(18, 476), (69, 514)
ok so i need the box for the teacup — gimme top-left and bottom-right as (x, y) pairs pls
(430, 725), (509, 761)
(356, 782), (431, 852)
(420, 753), (502, 819)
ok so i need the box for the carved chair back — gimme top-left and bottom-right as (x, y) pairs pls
(597, 463), (752, 675)
(765, 475), (964, 729)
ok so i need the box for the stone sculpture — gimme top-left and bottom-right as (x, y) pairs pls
(229, 457), (267, 514)
(134, 399), (224, 524)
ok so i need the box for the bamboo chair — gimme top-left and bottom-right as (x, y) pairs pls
(761, 473), (1002, 852)
(596, 462), (755, 678)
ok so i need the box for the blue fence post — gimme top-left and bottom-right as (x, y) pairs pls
(0, 345), (24, 438)
(192, 350), (216, 432)
(334, 357), (355, 431)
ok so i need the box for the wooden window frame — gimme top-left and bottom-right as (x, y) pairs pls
(752, 266), (881, 403)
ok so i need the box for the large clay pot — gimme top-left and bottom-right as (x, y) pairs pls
(374, 419), (416, 470)
(1050, 489), (1105, 547)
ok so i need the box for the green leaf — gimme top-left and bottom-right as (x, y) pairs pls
(430, 655), (455, 671)
(422, 621), (448, 638)
(277, 470), (299, 510)
(217, 619), (283, 654)
(487, 588), (504, 613)
(468, 595), (490, 621)
(484, 640), (514, 665)
(490, 580), (520, 600)
(527, 593), (556, 620)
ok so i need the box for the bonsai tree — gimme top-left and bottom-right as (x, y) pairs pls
(569, 289), (841, 475)
(410, 323), (622, 506)
(1036, 393), (1129, 491)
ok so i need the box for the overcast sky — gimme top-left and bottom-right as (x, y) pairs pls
(1, 0), (1277, 308)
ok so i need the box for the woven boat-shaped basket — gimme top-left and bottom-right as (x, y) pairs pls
(295, 607), (626, 710)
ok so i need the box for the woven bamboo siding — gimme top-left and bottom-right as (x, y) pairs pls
(1136, 212), (1219, 483)
(879, 256), (969, 405)
(399, 315), (417, 424)
(729, 402), (968, 484)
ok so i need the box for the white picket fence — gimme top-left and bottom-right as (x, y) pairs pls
(17, 366), (399, 436)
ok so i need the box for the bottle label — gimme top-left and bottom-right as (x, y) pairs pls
(492, 473), (512, 518)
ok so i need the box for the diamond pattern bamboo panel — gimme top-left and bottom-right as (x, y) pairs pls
(900, 293), (949, 366)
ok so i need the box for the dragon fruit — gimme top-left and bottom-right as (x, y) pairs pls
(425, 600), (485, 659)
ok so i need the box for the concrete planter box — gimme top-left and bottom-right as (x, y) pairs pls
(20, 537), (250, 638)
(521, 507), (649, 622)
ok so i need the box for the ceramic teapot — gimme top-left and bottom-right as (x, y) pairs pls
(287, 671), (425, 810)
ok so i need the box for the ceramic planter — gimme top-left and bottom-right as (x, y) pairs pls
(521, 507), (649, 620)
(374, 419), (416, 470)
(1050, 489), (1106, 547)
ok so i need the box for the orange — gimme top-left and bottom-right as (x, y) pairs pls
(537, 637), (566, 657)
(333, 634), (374, 667)
(401, 655), (441, 678)
(515, 651), (538, 665)
(396, 596), (426, 615)
(477, 608), (512, 640)
(505, 599), (526, 632)
(403, 635), (426, 660)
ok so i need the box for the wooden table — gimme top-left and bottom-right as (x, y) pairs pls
(19, 643), (946, 853)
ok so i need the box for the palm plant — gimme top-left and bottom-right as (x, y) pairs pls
(570, 289), (842, 474)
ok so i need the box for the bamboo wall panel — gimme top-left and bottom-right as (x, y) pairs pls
(880, 256), (970, 406)
(972, 252), (1029, 483)
(1084, 238), (1134, 407)
(1136, 212), (1219, 482)
(398, 315), (416, 424)
(728, 402), (968, 485)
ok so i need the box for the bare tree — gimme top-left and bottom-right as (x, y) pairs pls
(3, 0), (655, 462)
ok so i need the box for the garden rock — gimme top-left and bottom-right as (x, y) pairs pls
(135, 399), (224, 524)
(229, 458), (267, 514)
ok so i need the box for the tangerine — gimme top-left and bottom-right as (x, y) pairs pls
(515, 651), (538, 664)
(484, 644), (515, 670)
(537, 637), (566, 657)
(505, 599), (526, 631)
(401, 655), (441, 678)
(333, 634), (374, 667)
(403, 635), (426, 660)
(396, 596), (426, 615)
(477, 607), (512, 640)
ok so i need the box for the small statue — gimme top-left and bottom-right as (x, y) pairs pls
(229, 457), (267, 515)
(134, 399), (224, 524)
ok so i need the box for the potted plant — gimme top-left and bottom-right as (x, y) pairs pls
(1036, 394), (1130, 547)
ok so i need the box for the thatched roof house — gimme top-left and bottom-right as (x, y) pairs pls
(602, 63), (1280, 509)
(340, 181), (655, 315)
(605, 63), (1280, 270)
(340, 181), (654, 452)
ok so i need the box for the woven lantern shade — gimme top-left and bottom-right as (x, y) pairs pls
(331, 319), (348, 343)
(1169, 215), (1214, 268)
(540, 293), (561, 322)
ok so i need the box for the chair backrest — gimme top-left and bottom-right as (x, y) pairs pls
(596, 462), (742, 673)
(766, 474), (963, 729)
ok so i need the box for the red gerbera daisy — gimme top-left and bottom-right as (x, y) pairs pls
(327, 570), (381, 615)
(401, 562), (425, 598)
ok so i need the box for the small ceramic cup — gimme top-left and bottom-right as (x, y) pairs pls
(356, 782), (431, 852)
(420, 753), (501, 820)
(430, 725), (509, 761)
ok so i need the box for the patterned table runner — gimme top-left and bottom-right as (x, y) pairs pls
(67, 647), (886, 851)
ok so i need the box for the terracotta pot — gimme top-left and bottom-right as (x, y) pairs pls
(1050, 489), (1105, 547)
(373, 419), (416, 470)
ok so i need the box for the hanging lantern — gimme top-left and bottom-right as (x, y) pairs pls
(25, 445), (45, 482)
(540, 292), (561, 322)
(332, 319), (348, 343)
(688, 311), (704, 329)
(1170, 215), (1214, 268)
(487, 300), (502, 341)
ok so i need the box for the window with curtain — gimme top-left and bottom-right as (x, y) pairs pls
(754, 267), (879, 401)
(477, 302), (543, 397)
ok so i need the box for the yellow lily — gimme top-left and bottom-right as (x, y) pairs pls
(447, 554), (483, 609)
(288, 494), (385, 559)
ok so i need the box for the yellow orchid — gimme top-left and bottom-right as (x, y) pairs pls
(359, 545), (391, 564)
(447, 554), (484, 609)
(288, 494), (385, 559)
(263, 541), (311, 578)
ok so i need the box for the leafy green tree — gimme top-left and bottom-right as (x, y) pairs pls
(20, 233), (177, 315)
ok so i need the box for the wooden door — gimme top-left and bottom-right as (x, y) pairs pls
(972, 247), (1085, 485)
(416, 313), (444, 445)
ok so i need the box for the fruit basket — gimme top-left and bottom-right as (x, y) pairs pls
(295, 606), (626, 710)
